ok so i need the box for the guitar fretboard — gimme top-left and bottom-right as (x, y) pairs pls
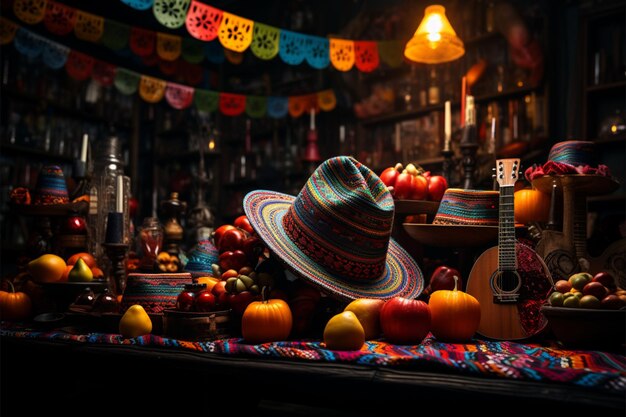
(498, 185), (517, 271)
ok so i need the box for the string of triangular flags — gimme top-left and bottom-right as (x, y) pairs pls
(10, 0), (405, 73)
(1, 18), (337, 118)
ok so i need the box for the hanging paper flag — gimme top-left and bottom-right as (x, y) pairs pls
(0, 18), (19, 45)
(279, 30), (307, 66)
(378, 40), (404, 68)
(165, 82), (194, 109)
(156, 32), (182, 61)
(74, 11), (104, 43)
(65, 50), (95, 81)
(139, 75), (166, 103)
(101, 20), (130, 50)
(205, 40), (225, 64)
(181, 37), (204, 63)
(157, 56), (179, 76)
(130, 27), (155, 57)
(304, 35), (329, 69)
(329, 38), (355, 72)
(92, 60), (117, 86)
(185, 0), (223, 42)
(267, 96), (288, 119)
(194, 89), (218, 112)
(250, 23), (279, 61)
(114, 68), (141, 95)
(224, 49), (244, 65)
(218, 12), (253, 53)
(219, 92), (246, 116)
(121, 0), (154, 11)
(179, 60), (203, 85)
(13, 0), (46, 25)
(42, 41), (69, 69)
(245, 96), (267, 118)
(288, 94), (318, 118)
(318, 89), (337, 111)
(141, 53), (158, 67)
(14, 28), (44, 58)
(354, 41), (379, 73)
(153, 0), (190, 29)
(44, 1), (77, 36)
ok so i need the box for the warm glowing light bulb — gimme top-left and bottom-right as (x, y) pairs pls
(425, 14), (443, 43)
(208, 138), (215, 150)
(611, 125), (617, 133)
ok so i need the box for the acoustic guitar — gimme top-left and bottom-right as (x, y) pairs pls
(466, 159), (554, 341)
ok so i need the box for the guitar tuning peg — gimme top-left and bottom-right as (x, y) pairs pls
(492, 167), (496, 171)
(492, 174), (496, 178)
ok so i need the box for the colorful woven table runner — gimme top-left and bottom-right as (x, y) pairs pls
(2, 323), (624, 394)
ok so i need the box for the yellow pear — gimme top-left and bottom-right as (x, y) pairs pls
(28, 254), (66, 283)
(323, 311), (365, 351)
(344, 298), (385, 340)
(68, 258), (93, 282)
(119, 304), (152, 338)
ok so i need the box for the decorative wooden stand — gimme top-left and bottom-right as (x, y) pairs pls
(533, 174), (623, 286)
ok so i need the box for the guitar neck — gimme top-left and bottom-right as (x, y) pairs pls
(498, 185), (517, 271)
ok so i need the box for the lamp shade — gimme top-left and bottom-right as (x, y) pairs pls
(404, 5), (465, 64)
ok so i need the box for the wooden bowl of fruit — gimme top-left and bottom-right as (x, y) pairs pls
(542, 271), (626, 350)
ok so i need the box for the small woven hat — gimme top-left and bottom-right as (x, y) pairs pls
(33, 165), (70, 205)
(184, 239), (219, 277)
(243, 156), (423, 302)
(403, 188), (500, 247)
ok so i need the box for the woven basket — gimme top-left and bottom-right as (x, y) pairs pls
(121, 272), (193, 314)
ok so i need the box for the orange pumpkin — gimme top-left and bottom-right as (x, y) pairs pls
(429, 276), (481, 342)
(514, 188), (551, 224)
(0, 280), (33, 321)
(241, 292), (293, 344)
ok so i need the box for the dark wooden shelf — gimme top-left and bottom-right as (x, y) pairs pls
(361, 85), (541, 126)
(0, 143), (75, 162)
(3, 88), (132, 130)
(585, 80), (626, 93)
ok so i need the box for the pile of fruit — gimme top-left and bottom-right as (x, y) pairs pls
(379, 163), (448, 202)
(548, 271), (625, 309)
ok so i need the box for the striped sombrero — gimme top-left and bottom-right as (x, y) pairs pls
(243, 156), (423, 302)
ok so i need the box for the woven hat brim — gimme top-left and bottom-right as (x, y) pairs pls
(403, 223), (499, 248)
(244, 191), (424, 302)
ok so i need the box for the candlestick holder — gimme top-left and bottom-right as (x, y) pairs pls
(441, 148), (454, 185)
(460, 141), (478, 189)
(102, 242), (129, 297)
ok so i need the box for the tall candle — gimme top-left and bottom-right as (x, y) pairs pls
(394, 123), (401, 153)
(339, 125), (345, 143)
(310, 108), (316, 130)
(80, 133), (88, 163)
(116, 175), (124, 213)
(460, 76), (467, 127)
(444, 100), (451, 152)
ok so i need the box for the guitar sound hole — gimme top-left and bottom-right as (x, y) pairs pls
(491, 270), (522, 304)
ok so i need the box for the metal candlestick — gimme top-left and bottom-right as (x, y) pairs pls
(102, 242), (129, 297)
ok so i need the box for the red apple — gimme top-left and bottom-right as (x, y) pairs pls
(213, 224), (236, 248)
(427, 175), (448, 202)
(218, 228), (247, 253)
(380, 297), (431, 345)
(592, 271), (616, 290)
(195, 290), (216, 312)
(218, 250), (248, 272)
(65, 215), (87, 234)
(600, 294), (625, 310)
(582, 281), (608, 300)
(233, 215), (254, 235)
(228, 291), (256, 315)
(429, 265), (462, 293)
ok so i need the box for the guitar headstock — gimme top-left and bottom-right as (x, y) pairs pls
(495, 159), (521, 188)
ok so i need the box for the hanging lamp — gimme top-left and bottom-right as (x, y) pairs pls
(404, 5), (465, 64)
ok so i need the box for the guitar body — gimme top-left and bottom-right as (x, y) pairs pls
(466, 243), (554, 341)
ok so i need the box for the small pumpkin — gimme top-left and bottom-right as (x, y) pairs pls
(429, 275), (480, 342)
(241, 288), (292, 344)
(0, 280), (33, 321)
(514, 188), (551, 224)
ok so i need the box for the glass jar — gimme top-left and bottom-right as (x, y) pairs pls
(138, 217), (163, 272)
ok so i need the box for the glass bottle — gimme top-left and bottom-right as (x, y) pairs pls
(138, 217), (163, 272)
